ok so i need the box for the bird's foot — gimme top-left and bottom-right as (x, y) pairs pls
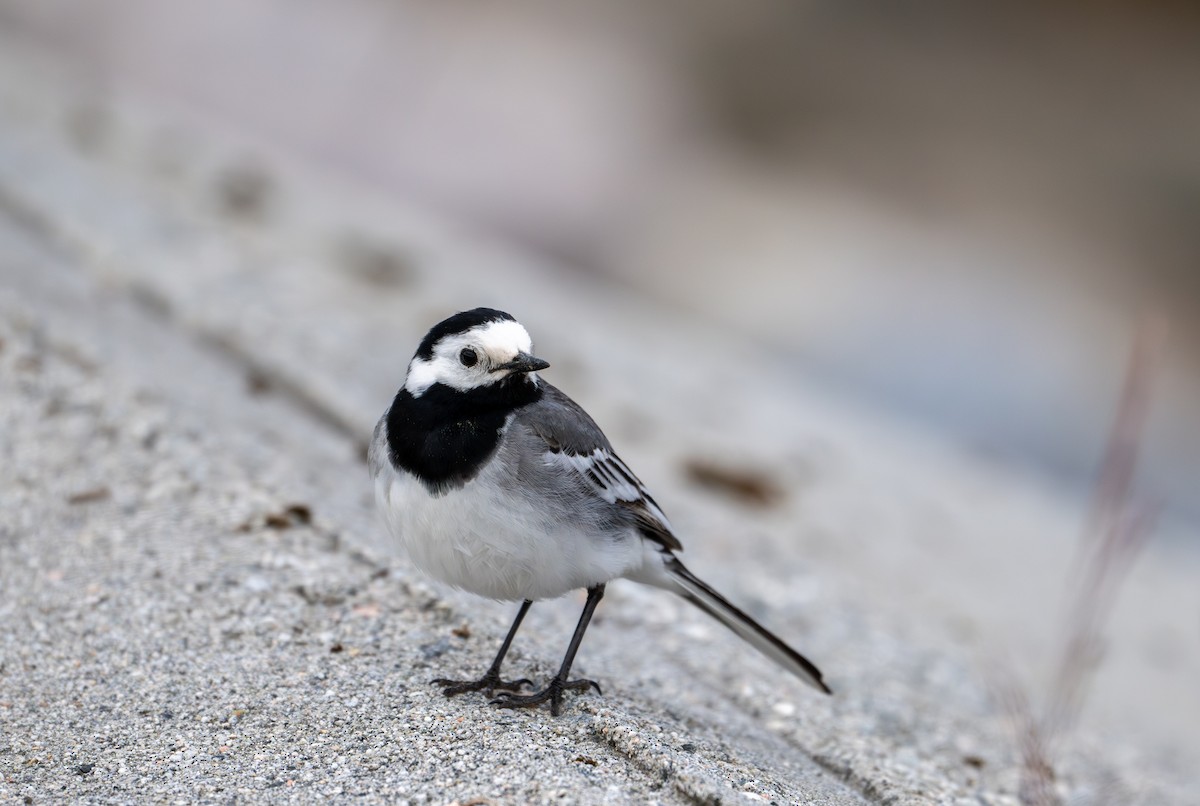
(431, 671), (533, 698)
(490, 677), (602, 716)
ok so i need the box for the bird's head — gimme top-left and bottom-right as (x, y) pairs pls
(404, 308), (549, 397)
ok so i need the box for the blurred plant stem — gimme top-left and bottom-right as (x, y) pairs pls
(1009, 317), (1167, 806)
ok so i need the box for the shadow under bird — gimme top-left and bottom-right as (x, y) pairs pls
(370, 307), (831, 715)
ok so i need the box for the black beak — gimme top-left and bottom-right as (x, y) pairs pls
(494, 352), (550, 374)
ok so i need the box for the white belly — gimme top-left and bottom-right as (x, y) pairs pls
(374, 459), (644, 601)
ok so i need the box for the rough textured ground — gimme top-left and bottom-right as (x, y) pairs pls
(1, 35), (1197, 805)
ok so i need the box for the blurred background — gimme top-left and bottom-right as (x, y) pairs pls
(2, 0), (1198, 524)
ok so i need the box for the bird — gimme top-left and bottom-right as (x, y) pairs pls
(369, 307), (830, 715)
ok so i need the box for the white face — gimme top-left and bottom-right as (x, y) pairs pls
(405, 319), (538, 396)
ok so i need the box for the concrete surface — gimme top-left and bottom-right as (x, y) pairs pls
(1, 36), (1197, 804)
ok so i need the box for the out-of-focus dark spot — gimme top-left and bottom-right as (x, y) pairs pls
(336, 233), (417, 288)
(963, 755), (985, 768)
(330, 643), (345, 654)
(263, 513), (291, 529)
(215, 161), (273, 221)
(451, 623), (471, 640)
(246, 369), (273, 395)
(67, 487), (111, 505)
(682, 458), (785, 508)
(238, 504), (311, 532)
(285, 504), (311, 524)
(264, 504), (312, 530)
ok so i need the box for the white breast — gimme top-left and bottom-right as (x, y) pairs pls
(372, 442), (645, 601)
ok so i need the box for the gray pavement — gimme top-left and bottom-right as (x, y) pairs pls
(1, 36), (1197, 805)
(0, 221), (870, 804)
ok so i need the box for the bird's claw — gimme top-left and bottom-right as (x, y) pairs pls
(490, 678), (602, 716)
(431, 673), (533, 698)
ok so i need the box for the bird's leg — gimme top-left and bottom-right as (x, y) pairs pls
(492, 584), (605, 716)
(432, 599), (534, 697)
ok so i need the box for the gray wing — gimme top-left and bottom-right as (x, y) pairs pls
(514, 383), (681, 552)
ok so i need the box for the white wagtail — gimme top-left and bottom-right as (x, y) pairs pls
(370, 308), (830, 715)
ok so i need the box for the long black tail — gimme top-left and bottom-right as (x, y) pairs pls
(666, 558), (831, 694)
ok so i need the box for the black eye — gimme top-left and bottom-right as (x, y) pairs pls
(459, 348), (478, 367)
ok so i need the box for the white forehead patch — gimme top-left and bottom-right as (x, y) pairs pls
(470, 319), (533, 357)
(405, 319), (536, 395)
